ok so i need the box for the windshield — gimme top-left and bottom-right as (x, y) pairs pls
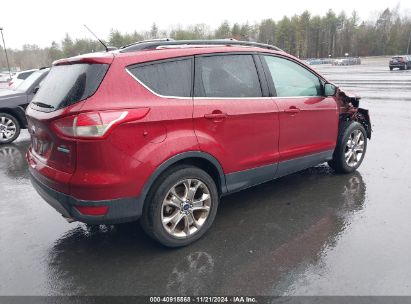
(15, 70), (43, 92)
(31, 63), (109, 112)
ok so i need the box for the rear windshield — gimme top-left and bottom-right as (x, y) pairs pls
(31, 63), (108, 112)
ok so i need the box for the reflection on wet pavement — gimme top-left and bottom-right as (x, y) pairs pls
(43, 166), (365, 296)
(1, 58), (411, 296)
(0, 141), (29, 180)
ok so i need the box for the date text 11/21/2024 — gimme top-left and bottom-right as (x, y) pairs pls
(149, 296), (257, 303)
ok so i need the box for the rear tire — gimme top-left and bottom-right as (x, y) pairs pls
(141, 165), (219, 247)
(0, 113), (20, 144)
(389, 67), (393, 71)
(328, 121), (367, 174)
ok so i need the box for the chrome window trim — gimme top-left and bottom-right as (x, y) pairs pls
(126, 68), (326, 100)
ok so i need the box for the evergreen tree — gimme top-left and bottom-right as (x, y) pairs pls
(214, 21), (231, 39)
(3, 7), (411, 70)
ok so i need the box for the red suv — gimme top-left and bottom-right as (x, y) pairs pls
(26, 40), (371, 247)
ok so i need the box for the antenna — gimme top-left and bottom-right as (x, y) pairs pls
(83, 24), (110, 52)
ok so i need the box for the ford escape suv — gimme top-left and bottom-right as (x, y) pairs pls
(26, 39), (371, 247)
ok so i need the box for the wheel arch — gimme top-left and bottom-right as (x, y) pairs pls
(0, 107), (27, 129)
(139, 151), (227, 212)
(340, 108), (371, 139)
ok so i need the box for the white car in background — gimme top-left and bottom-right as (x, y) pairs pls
(8, 69), (37, 89)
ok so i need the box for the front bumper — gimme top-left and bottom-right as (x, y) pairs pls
(29, 167), (142, 224)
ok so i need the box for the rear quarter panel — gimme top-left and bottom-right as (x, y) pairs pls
(71, 56), (199, 200)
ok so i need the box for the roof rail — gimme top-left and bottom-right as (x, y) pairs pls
(119, 39), (283, 53)
(119, 38), (175, 50)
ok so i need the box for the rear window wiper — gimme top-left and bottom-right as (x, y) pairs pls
(32, 102), (54, 109)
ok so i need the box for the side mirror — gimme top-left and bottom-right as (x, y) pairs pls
(32, 86), (40, 94)
(324, 83), (337, 97)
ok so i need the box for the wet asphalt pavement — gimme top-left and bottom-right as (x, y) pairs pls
(1, 57), (411, 296)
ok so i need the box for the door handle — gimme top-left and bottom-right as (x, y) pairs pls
(204, 112), (228, 120)
(284, 107), (301, 114)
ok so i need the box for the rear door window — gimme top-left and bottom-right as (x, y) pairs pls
(194, 55), (262, 98)
(128, 58), (193, 97)
(263, 56), (322, 97)
(31, 64), (109, 112)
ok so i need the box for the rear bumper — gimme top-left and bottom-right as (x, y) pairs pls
(29, 167), (142, 224)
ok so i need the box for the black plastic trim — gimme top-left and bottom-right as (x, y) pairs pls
(276, 150), (333, 179)
(258, 54), (277, 97)
(225, 150), (333, 194)
(226, 163), (277, 193)
(253, 54), (270, 97)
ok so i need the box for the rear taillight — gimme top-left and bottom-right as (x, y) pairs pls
(52, 108), (149, 139)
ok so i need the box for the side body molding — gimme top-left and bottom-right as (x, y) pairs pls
(225, 150), (334, 194)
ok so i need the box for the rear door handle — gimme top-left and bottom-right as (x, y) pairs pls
(284, 107), (301, 114)
(204, 112), (228, 120)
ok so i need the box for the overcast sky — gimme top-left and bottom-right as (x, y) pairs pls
(1, 0), (409, 49)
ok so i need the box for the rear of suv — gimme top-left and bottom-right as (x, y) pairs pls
(27, 40), (371, 247)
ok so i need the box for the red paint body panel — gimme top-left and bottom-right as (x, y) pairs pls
(193, 98), (279, 174)
(275, 96), (339, 161)
(27, 155), (72, 194)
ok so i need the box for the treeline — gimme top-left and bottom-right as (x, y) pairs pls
(1, 7), (410, 70)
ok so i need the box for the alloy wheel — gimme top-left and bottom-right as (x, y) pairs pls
(344, 129), (365, 167)
(161, 178), (211, 238)
(0, 116), (17, 142)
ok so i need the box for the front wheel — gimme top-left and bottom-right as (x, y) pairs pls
(141, 165), (219, 247)
(0, 113), (20, 144)
(328, 121), (367, 174)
